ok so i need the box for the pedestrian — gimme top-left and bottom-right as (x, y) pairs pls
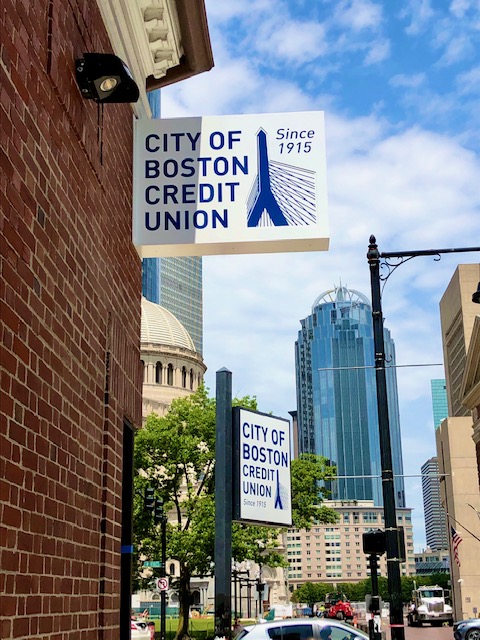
(233, 617), (243, 635)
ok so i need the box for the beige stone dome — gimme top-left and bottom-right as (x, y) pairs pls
(141, 297), (196, 352)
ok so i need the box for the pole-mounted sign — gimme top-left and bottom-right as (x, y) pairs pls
(133, 111), (328, 257)
(233, 407), (292, 527)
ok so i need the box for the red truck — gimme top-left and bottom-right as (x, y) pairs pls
(323, 593), (354, 622)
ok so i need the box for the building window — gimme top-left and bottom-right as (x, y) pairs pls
(167, 364), (174, 385)
(156, 362), (162, 383)
(182, 366), (187, 387)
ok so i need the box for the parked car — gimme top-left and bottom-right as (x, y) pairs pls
(453, 618), (480, 640)
(131, 618), (150, 639)
(236, 617), (368, 640)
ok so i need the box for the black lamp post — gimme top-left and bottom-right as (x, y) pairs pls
(366, 236), (479, 640)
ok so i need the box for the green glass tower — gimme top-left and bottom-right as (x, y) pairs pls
(431, 379), (448, 429)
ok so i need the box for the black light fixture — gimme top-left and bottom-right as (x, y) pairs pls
(473, 282), (480, 304)
(75, 53), (139, 103)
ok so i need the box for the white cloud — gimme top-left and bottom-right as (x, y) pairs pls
(436, 33), (475, 66)
(363, 38), (391, 65)
(456, 65), (480, 94)
(390, 73), (426, 88)
(254, 19), (328, 65)
(400, 0), (435, 35)
(333, 0), (384, 31)
(449, 0), (476, 18)
(205, 0), (278, 22)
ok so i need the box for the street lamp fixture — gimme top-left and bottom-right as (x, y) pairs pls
(473, 282), (480, 304)
(366, 235), (479, 640)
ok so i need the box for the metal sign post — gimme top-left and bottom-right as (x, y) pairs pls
(214, 369), (233, 640)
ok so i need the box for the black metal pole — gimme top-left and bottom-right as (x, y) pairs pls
(367, 236), (404, 640)
(160, 514), (167, 640)
(368, 555), (382, 640)
(215, 368), (233, 639)
(233, 570), (238, 619)
(366, 236), (479, 639)
(238, 579), (243, 618)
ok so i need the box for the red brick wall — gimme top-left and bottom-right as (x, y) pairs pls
(1, 1), (143, 638)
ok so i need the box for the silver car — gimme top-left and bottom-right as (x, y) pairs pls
(236, 618), (368, 640)
(454, 619), (480, 640)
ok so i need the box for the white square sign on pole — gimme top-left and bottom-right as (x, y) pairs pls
(233, 407), (292, 527)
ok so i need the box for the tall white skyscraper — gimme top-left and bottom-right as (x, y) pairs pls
(421, 457), (448, 550)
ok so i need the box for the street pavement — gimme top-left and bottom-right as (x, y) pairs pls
(382, 621), (453, 639)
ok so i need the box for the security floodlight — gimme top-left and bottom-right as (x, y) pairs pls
(473, 282), (480, 304)
(75, 53), (139, 103)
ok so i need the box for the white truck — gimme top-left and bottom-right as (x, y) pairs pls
(407, 585), (453, 627)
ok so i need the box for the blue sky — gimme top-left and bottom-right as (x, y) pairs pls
(162, 0), (480, 551)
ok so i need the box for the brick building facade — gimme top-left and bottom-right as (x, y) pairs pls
(0, 1), (212, 638)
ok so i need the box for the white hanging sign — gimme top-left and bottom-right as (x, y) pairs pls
(133, 111), (329, 257)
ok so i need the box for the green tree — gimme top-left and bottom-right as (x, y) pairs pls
(291, 582), (330, 607)
(133, 387), (337, 640)
(290, 453), (338, 530)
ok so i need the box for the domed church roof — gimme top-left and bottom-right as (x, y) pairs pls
(141, 297), (196, 352)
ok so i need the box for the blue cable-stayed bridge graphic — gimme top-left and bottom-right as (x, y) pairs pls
(247, 129), (317, 227)
(274, 469), (290, 511)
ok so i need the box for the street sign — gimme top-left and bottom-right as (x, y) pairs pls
(156, 577), (169, 591)
(233, 407), (292, 527)
(143, 561), (163, 568)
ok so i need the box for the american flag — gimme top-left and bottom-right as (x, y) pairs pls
(451, 526), (462, 567)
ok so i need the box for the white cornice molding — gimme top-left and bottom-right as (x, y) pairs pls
(96, 0), (184, 119)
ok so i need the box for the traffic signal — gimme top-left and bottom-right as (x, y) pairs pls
(363, 529), (386, 555)
(366, 595), (381, 613)
(144, 487), (155, 513)
(154, 498), (165, 525)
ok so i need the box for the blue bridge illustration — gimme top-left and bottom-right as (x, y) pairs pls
(247, 129), (317, 227)
(274, 469), (289, 511)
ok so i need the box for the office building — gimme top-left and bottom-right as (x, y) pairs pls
(421, 457), (448, 550)
(431, 379), (448, 429)
(158, 256), (203, 355)
(287, 501), (415, 588)
(436, 263), (480, 620)
(295, 286), (405, 507)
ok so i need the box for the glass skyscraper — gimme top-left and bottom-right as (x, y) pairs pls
(431, 379), (448, 429)
(295, 286), (405, 507)
(141, 91), (203, 355)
